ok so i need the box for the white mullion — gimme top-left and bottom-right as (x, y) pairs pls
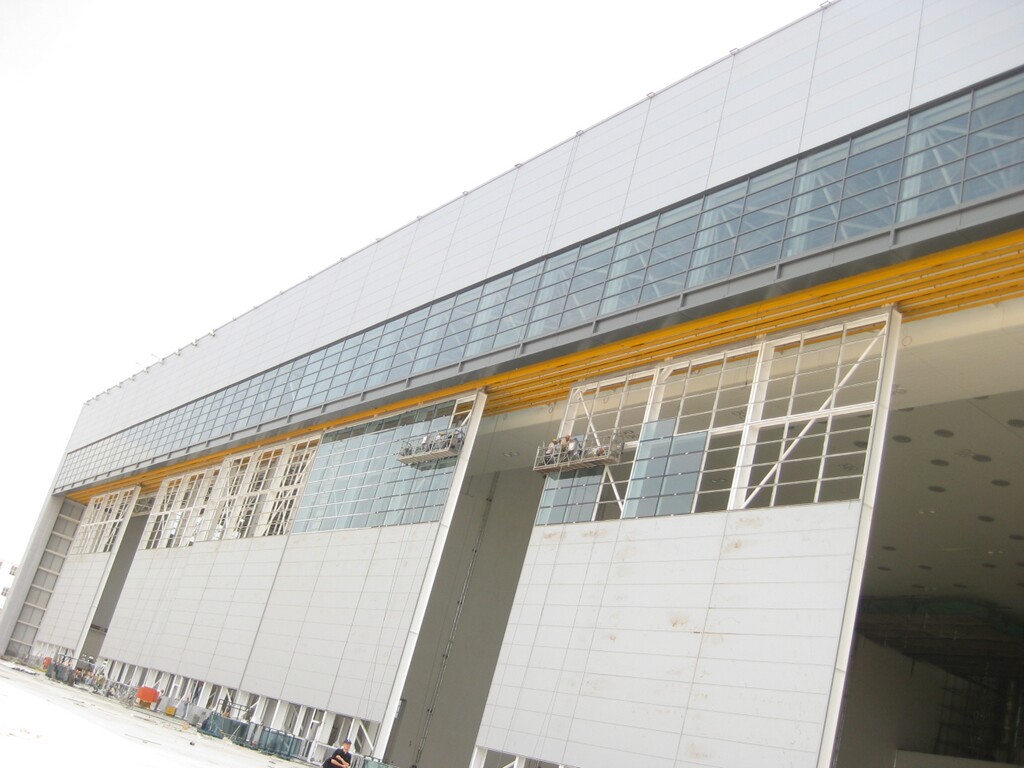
(738, 322), (885, 507)
(197, 461), (231, 542)
(164, 477), (193, 547)
(261, 440), (306, 536)
(604, 464), (626, 517)
(253, 446), (287, 537)
(729, 341), (773, 510)
(231, 452), (260, 537)
(742, 414), (824, 507)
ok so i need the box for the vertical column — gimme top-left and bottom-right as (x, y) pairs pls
(375, 392), (488, 756)
(816, 309), (902, 767)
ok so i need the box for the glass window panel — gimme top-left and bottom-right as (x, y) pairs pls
(843, 161), (901, 196)
(653, 216), (699, 246)
(899, 164), (964, 199)
(965, 137), (1024, 179)
(704, 180), (746, 208)
(561, 302), (600, 326)
(545, 249), (577, 271)
(836, 206), (895, 241)
(782, 225), (836, 259)
(967, 114), (1024, 153)
(617, 216), (658, 243)
(840, 183), (899, 218)
(962, 162), (1024, 202)
(603, 272), (644, 298)
(732, 242), (781, 272)
(790, 182), (842, 215)
(694, 432), (739, 513)
(686, 258), (731, 287)
(566, 284), (604, 308)
(847, 137), (905, 174)
(798, 148), (847, 188)
(651, 234), (700, 264)
(640, 275), (686, 302)
(646, 254), (690, 282)
(973, 71), (1024, 109)
(504, 293), (534, 314)
(451, 297), (479, 319)
(658, 199), (703, 227)
(498, 309), (528, 332)
(599, 289), (641, 315)
(691, 240), (735, 266)
(740, 202), (788, 233)
(536, 280), (570, 303)
(580, 233), (617, 257)
(896, 186), (961, 222)
(906, 114), (969, 154)
(851, 118), (907, 154)
(787, 204), (839, 236)
(424, 310), (451, 330)
(507, 275), (538, 300)
(608, 252), (648, 279)
(903, 137), (967, 176)
(745, 178), (794, 211)
(570, 266), (609, 292)
(440, 330), (469, 351)
(748, 161), (796, 194)
(493, 326), (524, 348)
(526, 317), (561, 338)
(699, 200), (744, 228)
(909, 93), (971, 132)
(575, 247), (613, 274)
(971, 90), (1024, 131)
(474, 303), (504, 323)
(540, 264), (574, 287)
(530, 297), (566, 322)
(737, 221), (785, 252)
(477, 288), (507, 311)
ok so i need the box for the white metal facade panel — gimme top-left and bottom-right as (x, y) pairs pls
(102, 538), (289, 686)
(800, 0), (921, 153)
(63, 0), (1024, 453)
(444, 170), (519, 284)
(707, 15), (820, 188)
(34, 554), (109, 652)
(477, 501), (861, 768)
(240, 522), (436, 719)
(622, 59), (733, 223)
(912, 0), (1024, 107)
(547, 102), (651, 250)
(386, 200), (465, 319)
(488, 141), (576, 276)
(101, 523), (437, 715)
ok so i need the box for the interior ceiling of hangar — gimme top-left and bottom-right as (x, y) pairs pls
(861, 297), (1024, 680)
(467, 297), (1024, 681)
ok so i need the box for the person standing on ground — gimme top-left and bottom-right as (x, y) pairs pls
(323, 738), (353, 768)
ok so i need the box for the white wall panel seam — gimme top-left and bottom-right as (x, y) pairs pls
(539, 137), (582, 260)
(904, 0), (928, 116)
(483, 166), (527, 280)
(696, 51), (737, 213)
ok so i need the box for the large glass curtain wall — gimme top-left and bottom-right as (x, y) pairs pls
(56, 70), (1024, 491)
(536, 316), (889, 525)
(293, 399), (472, 533)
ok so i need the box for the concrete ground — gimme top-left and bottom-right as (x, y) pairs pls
(0, 658), (307, 768)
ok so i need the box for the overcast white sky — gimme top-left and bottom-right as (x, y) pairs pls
(0, 0), (817, 564)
